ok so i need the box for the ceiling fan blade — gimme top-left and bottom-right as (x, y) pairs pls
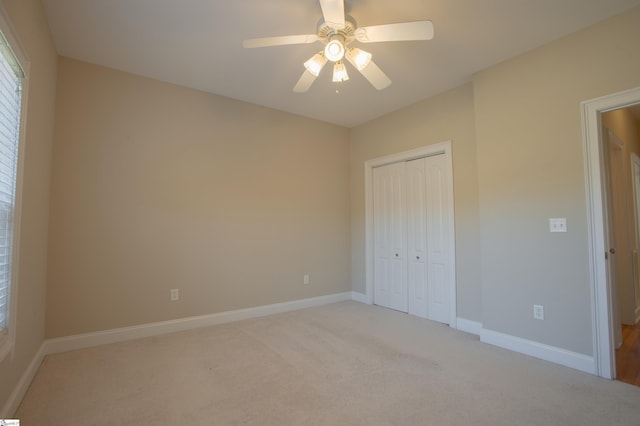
(355, 21), (434, 43)
(243, 34), (319, 48)
(350, 58), (391, 90)
(293, 70), (319, 93)
(319, 0), (345, 30)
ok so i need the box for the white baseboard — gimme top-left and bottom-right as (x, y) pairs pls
(1, 342), (47, 418)
(45, 292), (353, 355)
(456, 318), (482, 336)
(4, 292), (354, 416)
(2, 293), (353, 415)
(351, 291), (370, 304)
(5, 293), (600, 417)
(480, 328), (596, 375)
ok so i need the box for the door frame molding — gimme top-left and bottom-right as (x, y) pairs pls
(631, 152), (640, 251)
(364, 141), (457, 327)
(632, 152), (640, 325)
(582, 86), (640, 379)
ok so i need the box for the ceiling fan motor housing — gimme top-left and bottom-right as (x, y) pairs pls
(317, 16), (357, 46)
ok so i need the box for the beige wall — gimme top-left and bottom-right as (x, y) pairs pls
(2, 4), (639, 409)
(473, 7), (640, 355)
(350, 5), (639, 356)
(0, 0), (57, 412)
(46, 58), (351, 338)
(350, 83), (482, 322)
(602, 108), (640, 324)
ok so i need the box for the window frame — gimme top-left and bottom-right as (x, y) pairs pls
(0, 3), (30, 363)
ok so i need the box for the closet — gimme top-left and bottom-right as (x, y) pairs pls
(372, 154), (451, 323)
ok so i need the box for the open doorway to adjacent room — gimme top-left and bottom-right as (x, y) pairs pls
(583, 87), (640, 382)
(601, 105), (640, 386)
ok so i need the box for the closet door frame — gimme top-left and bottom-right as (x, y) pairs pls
(364, 141), (457, 328)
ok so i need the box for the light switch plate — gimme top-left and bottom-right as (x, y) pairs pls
(549, 218), (567, 233)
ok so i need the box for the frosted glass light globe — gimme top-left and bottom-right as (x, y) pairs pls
(324, 39), (345, 62)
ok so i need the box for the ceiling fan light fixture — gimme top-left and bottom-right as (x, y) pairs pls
(347, 48), (372, 70)
(242, 1), (437, 93)
(303, 52), (327, 77)
(324, 37), (345, 62)
(332, 61), (349, 82)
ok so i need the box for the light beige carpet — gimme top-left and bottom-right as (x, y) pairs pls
(16, 301), (640, 425)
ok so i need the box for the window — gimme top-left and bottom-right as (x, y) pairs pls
(0, 8), (26, 361)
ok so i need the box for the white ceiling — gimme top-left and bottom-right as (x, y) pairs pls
(41, 0), (640, 127)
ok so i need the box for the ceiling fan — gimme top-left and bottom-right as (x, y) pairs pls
(242, 0), (434, 92)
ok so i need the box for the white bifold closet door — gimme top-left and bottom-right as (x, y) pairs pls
(373, 161), (408, 313)
(373, 154), (451, 324)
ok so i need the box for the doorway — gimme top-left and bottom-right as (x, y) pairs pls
(583, 86), (640, 380)
(602, 122), (640, 385)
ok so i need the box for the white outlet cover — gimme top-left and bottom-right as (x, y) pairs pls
(533, 304), (544, 320)
(170, 289), (179, 301)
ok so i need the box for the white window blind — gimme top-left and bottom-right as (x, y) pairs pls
(0, 28), (22, 335)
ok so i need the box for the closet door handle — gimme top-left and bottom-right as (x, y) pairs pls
(416, 256), (420, 260)
(395, 253), (399, 257)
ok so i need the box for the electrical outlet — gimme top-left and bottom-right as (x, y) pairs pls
(303, 274), (310, 285)
(170, 288), (179, 301)
(533, 304), (544, 320)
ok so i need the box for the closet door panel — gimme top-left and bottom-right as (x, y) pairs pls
(373, 162), (407, 312)
(425, 154), (451, 324)
(373, 165), (390, 309)
(407, 158), (428, 318)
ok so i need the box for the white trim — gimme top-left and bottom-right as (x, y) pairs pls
(44, 292), (353, 354)
(351, 291), (369, 304)
(3, 293), (353, 415)
(582, 86), (640, 379)
(631, 153), (640, 325)
(632, 152), (640, 252)
(2, 295), (600, 416)
(480, 328), (596, 375)
(0, 2), (30, 77)
(456, 318), (482, 336)
(0, 2), (31, 363)
(0, 342), (46, 418)
(364, 141), (457, 327)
